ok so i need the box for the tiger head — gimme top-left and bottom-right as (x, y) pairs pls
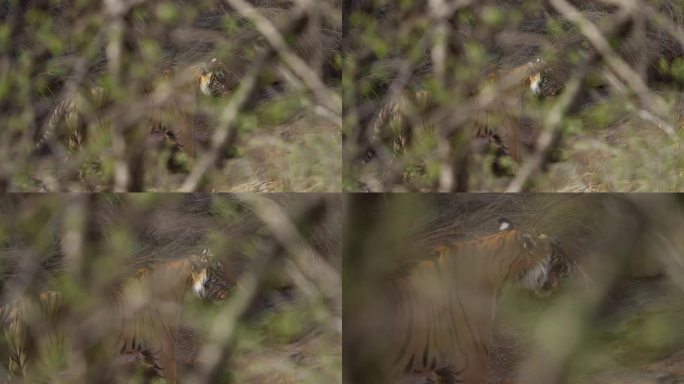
(498, 218), (571, 297)
(189, 248), (232, 301)
(526, 58), (562, 98)
(198, 58), (229, 97)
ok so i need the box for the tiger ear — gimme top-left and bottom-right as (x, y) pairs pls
(498, 218), (512, 231)
(201, 248), (212, 261)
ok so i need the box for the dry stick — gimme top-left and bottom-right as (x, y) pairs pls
(364, 57), (417, 190)
(606, 0), (684, 48)
(505, 60), (588, 192)
(430, 0), (463, 192)
(109, 0), (158, 192)
(186, 197), (330, 384)
(506, 9), (635, 192)
(179, 6), (310, 192)
(236, 194), (342, 310)
(106, 9), (128, 192)
(225, 0), (341, 121)
(550, 0), (675, 136)
(429, 0), (450, 85)
(178, 49), (270, 192)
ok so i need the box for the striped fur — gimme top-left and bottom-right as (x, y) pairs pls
(368, 58), (561, 171)
(37, 86), (110, 155)
(388, 218), (570, 384)
(0, 249), (231, 383)
(35, 58), (230, 160)
(198, 58), (229, 98)
(114, 249), (230, 382)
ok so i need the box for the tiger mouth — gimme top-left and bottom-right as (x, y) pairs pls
(533, 264), (566, 298)
(519, 254), (569, 298)
(199, 78), (212, 96)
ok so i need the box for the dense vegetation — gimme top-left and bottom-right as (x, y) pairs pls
(344, 0), (684, 191)
(0, 194), (341, 383)
(0, 0), (341, 192)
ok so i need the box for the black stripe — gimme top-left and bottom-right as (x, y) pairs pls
(393, 279), (414, 368)
(457, 295), (480, 355)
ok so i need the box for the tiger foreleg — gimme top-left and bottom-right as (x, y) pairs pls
(158, 336), (177, 384)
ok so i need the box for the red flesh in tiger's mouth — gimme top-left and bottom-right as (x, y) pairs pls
(534, 269), (560, 297)
(549, 269), (559, 289)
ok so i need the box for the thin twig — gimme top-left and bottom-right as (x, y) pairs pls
(186, 196), (333, 384)
(237, 194), (341, 307)
(225, 0), (341, 120)
(549, 0), (674, 136)
(179, 5), (311, 192)
(178, 53), (265, 191)
(506, 8), (635, 192)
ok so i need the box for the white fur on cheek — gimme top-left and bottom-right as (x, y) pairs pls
(520, 255), (551, 291)
(200, 79), (211, 96)
(193, 271), (208, 298)
(530, 77), (541, 96)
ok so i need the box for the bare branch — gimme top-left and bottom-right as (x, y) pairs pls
(549, 0), (673, 134)
(187, 196), (335, 384)
(237, 194), (342, 308)
(225, 0), (341, 120)
(178, 49), (269, 192)
(506, 8), (635, 192)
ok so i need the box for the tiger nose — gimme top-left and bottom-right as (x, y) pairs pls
(216, 290), (228, 300)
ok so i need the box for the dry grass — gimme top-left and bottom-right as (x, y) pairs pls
(223, 112), (341, 192)
(1, 0), (341, 192)
(0, 194), (342, 383)
(343, 0), (684, 192)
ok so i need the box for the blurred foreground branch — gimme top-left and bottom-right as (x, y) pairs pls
(549, 0), (674, 136)
(237, 194), (342, 316)
(506, 6), (634, 192)
(187, 196), (335, 383)
(178, 50), (268, 192)
(225, 0), (341, 121)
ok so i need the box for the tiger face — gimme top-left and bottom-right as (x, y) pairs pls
(527, 58), (562, 97)
(498, 218), (570, 297)
(198, 58), (229, 97)
(189, 248), (232, 301)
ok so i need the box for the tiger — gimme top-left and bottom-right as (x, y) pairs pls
(367, 58), (561, 176)
(198, 58), (229, 98)
(34, 57), (230, 164)
(0, 248), (231, 383)
(385, 218), (571, 384)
